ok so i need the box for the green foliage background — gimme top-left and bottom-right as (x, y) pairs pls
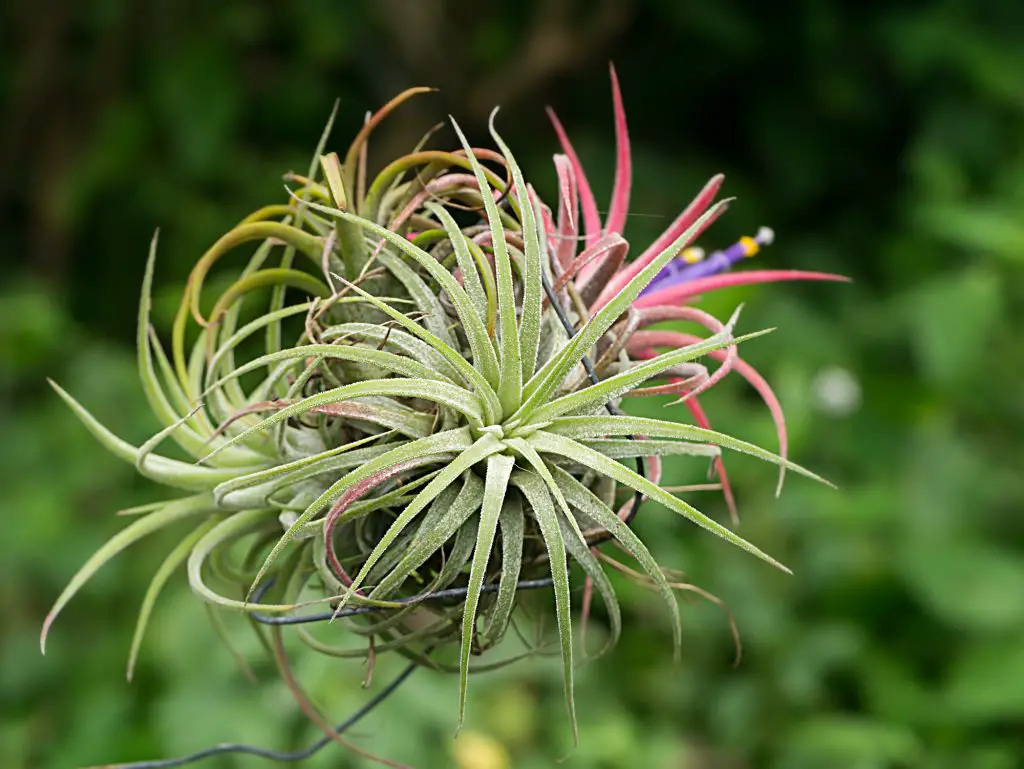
(2, 2), (1023, 767)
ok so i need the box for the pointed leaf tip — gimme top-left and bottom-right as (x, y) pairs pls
(546, 105), (601, 248)
(40, 614), (54, 655)
(605, 60), (632, 236)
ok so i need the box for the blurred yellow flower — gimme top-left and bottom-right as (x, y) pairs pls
(452, 731), (511, 769)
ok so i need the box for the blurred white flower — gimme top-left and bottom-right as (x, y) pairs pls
(811, 365), (861, 416)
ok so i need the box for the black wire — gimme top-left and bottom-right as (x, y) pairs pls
(101, 659), (419, 769)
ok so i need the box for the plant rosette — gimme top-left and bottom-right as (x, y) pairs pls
(43, 66), (845, 765)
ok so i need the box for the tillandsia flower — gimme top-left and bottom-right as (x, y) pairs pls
(42, 73), (838, 767)
(543, 63), (849, 521)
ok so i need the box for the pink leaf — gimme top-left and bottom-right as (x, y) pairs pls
(594, 187), (728, 311)
(554, 233), (628, 293)
(634, 305), (737, 402)
(623, 365), (707, 397)
(580, 574), (594, 647)
(630, 331), (789, 496)
(552, 154), (580, 270)
(603, 63), (633, 237)
(578, 64), (634, 286)
(388, 172), (483, 230)
(632, 347), (739, 526)
(685, 395), (739, 526)
(546, 106), (601, 247)
(597, 174), (725, 306)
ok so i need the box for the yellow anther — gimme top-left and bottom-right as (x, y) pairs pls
(739, 236), (759, 257)
(682, 247), (704, 264)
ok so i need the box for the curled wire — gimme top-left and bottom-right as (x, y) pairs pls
(95, 659), (419, 769)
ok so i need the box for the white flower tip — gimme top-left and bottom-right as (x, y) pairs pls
(756, 226), (775, 246)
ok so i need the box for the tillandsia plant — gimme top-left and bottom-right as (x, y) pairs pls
(43, 66), (847, 767)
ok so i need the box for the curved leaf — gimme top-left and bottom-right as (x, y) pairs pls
(42, 494), (216, 653)
(457, 453), (515, 731)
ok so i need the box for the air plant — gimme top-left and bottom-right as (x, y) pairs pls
(42, 67), (845, 767)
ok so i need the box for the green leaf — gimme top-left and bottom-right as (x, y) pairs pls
(127, 516), (222, 681)
(424, 203), (488, 323)
(458, 453), (515, 732)
(512, 470), (577, 744)
(200, 378), (484, 465)
(49, 380), (249, 491)
(376, 250), (459, 351)
(364, 149), (509, 223)
(435, 505), (482, 591)
(504, 436), (586, 548)
(337, 434), (506, 612)
(424, 203), (502, 386)
(558, 512), (621, 663)
(266, 101), (337, 364)
(577, 438), (720, 459)
(296, 191), (502, 400)
(545, 415), (831, 486)
(187, 508), (300, 612)
(488, 114), (543, 380)
(245, 427), (474, 598)
(369, 473), (485, 598)
(207, 269), (329, 331)
(531, 431), (791, 574)
(530, 327), (772, 424)
(205, 301), (313, 390)
(213, 437), (408, 509)
(482, 494), (524, 644)
(315, 271), (501, 422)
(264, 398), (435, 439)
(148, 324), (206, 429)
(136, 232), (221, 461)
(201, 240), (311, 435)
(321, 322), (463, 382)
(552, 466), (680, 661)
(172, 221), (322, 386)
(42, 494), (216, 653)
(135, 404), (204, 476)
(204, 252), (258, 420)
(320, 150), (348, 209)
(209, 343), (456, 397)
(450, 118), (523, 415)
(318, 152), (365, 280)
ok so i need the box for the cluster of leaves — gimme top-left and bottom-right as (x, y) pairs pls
(39, 71), (835, 764)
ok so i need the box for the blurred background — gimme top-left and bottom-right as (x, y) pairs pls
(2, 1), (1023, 768)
